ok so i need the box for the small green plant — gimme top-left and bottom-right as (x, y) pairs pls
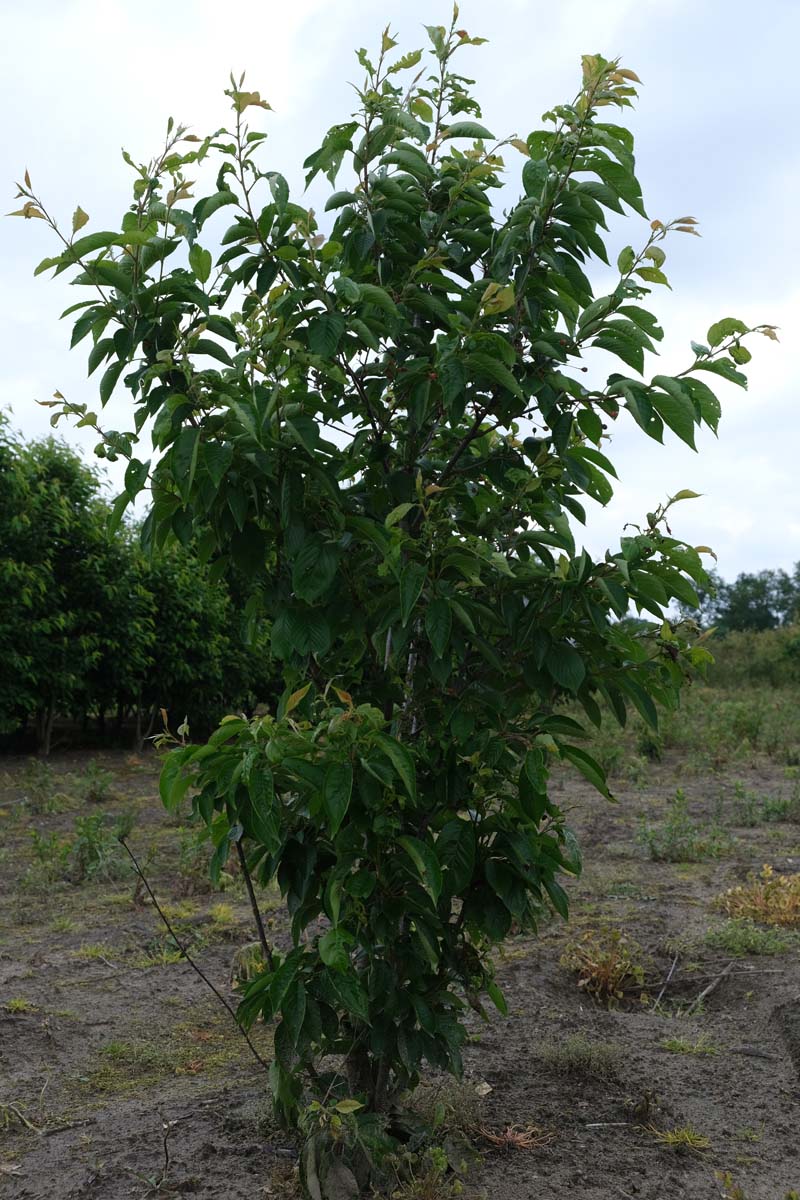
(706, 917), (794, 956)
(26, 829), (71, 884)
(659, 1033), (718, 1056)
(536, 1033), (619, 1077)
(70, 811), (133, 882)
(648, 1124), (710, 1153)
(639, 788), (732, 862)
(76, 758), (115, 804)
(560, 929), (647, 1006)
(19, 759), (71, 814)
(3, 997), (38, 1014)
(715, 1171), (800, 1200)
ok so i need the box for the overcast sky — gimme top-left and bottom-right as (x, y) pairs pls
(2, 0), (797, 581)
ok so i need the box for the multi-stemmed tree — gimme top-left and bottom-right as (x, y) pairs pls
(15, 12), (772, 1183)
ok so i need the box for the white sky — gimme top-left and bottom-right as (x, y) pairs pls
(2, 0), (797, 580)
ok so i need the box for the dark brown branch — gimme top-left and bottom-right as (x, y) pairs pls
(236, 839), (275, 971)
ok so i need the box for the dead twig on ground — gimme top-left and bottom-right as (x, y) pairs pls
(686, 960), (734, 1015)
(654, 953), (680, 1007)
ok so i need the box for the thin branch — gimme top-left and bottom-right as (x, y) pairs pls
(235, 839), (275, 970)
(119, 838), (270, 1074)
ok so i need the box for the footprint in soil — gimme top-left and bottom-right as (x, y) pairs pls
(777, 998), (800, 1078)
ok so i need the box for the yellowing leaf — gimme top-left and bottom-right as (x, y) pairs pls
(381, 28), (397, 52)
(284, 683), (311, 715)
(694, 545), (716, 557)
(759, 326), (780, 341)
(334, 1099), (364, 1114)
(481, 281), (515, 315)
(650, 219), (664, 231)
(24, 168), (31, 188)
(230, 89), (272, 113)
(72, 205), (89, 234)
(671, 489), (702, 502)
(333, 686), (353, 707)
(674, 216), (699, 224)
(7, 201), (45, 220)
(615, 67), (642, 83)
(509, 137), (530, 157)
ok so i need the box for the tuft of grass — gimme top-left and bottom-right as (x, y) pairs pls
(715, 864), (800, 927)
(705, 917), (794, 955)
(560, 929), (647, 1007)
(130, 944), (184, 969)
(409, 1078), (484, 1135)
(716, 1170), (800, 1200)
(3, 997), (38, 1014)
(639, 789), (732, 862)
(73, 942), (118, 961)
(536, 1033), (619, 1078)
(659, 1033), (718, 1056)
(647, 1124), (710, 1154)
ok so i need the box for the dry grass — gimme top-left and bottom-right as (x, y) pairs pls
(715, 864), (800, 926)
(560, 928), (647, 1006)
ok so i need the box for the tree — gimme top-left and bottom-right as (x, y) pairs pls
(20, 13), (773, 1171)
(715, 568), (797, 632)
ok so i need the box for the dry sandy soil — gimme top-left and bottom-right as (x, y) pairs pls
(1, 749), (798, 1199)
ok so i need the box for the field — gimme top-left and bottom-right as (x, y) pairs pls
(1, 685), (800, 1200)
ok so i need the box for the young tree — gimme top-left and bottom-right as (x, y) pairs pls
(17, 12), (773, 1156)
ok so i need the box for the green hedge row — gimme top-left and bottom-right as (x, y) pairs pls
(0, 419), (276, 752)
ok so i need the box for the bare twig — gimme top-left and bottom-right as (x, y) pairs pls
(119, 839), (270, 1074)
(654, 953), (680, 1007)
(686, 960), (734, 1015)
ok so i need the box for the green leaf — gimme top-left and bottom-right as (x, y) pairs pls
(400, 561), (426, 625)
(545, 644), (586, 692)
(307, 312), (345, 357)
(707, 316), (747, 347)
(319, 928), (352, 973)
(99, 360), (125, 406)
(436, 819), (475, 893)
(465, 352), (523, 399)
(188, 243), (212, 283)
(425, 598), (452, 658)
(385, 502), (414, 528)
(357, 283), (399, 317)
(650, 380), (696, 448)
(441, 121), (494, 140)
(172, 427), (201, 502)
(560, 744), (613, 800)
(487, 980), (508, 1016)
(373, 733), (416, 801)
(323, 761), (353, 837)
(617, 245), (635, 273)
(398, 836), (443, 903)
(635, 266), (670, 288)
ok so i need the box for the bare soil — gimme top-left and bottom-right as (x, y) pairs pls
(1, 750), (798, 1199)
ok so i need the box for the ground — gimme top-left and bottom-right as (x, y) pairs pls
(1, 729), (799, 1199)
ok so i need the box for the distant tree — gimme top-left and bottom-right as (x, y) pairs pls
(716, 568), (797, 632)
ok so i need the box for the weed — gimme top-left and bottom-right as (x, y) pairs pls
(73, 942), (118, 961)
(536, 1033), (619, 1078)
(716, 864), (800, 926)
(705, 918), (794, 955)
(639, 789), (732, 862)
(659, 1033), (718, 1056)
(3, 998), (38, 1014)
(647, 1124), (710, 1153)
(49, 914), (77, 933)
(19, 759), (71, 814)
(560, 929), (648, 1006)
(131, 945), (184, 969)
(25, 830), (71, 884)
(730, 780), (800, 826)
(70, 811), (133, 882)
(74, 759), (115, 804)
(409, 1079), (483, 1135)
(716, 1171), (800, 1200)
(389, 1146), (465, 1199)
